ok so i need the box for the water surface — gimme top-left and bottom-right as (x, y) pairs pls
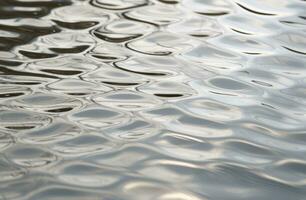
(1, 0), (306, 200)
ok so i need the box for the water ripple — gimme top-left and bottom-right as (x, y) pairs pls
(1, 0), (306, 200)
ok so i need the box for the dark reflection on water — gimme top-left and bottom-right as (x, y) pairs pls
(1, 0), (306, 199)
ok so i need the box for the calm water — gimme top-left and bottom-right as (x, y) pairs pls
(1, 0), (306, 199)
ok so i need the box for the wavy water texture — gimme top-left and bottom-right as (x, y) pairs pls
(0, 0), (306, 200)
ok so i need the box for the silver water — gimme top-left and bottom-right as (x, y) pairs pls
(1, 0), (306, 200)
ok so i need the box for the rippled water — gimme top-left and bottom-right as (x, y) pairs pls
(1, 0), (306, 199)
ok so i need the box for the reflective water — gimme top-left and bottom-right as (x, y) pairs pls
(1, 0), (306, 199)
